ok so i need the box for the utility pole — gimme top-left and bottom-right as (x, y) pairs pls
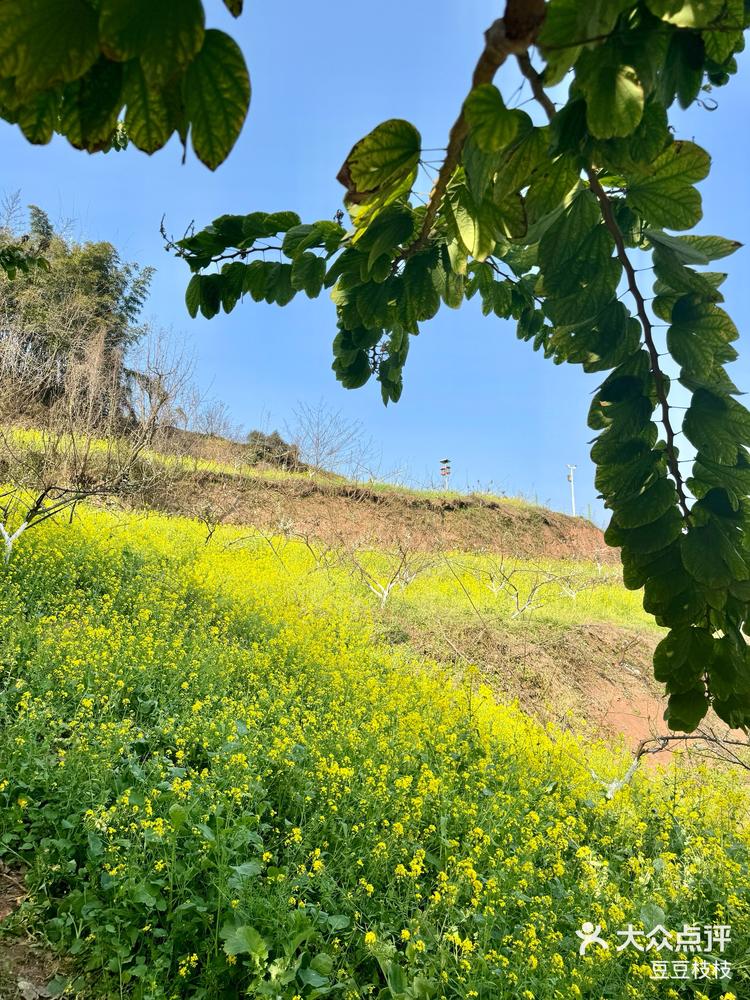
(566, 464), (577, 517)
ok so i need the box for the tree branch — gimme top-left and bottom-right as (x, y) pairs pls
(409, 0), (546, 252)
(516, 53), (692, 521)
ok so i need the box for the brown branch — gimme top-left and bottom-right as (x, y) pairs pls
(516, 53), (692, 521)
(408, 1), (546, 254)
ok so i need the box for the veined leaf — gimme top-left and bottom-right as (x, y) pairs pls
(221, 924), (268, 962)
(579, 62), (645, 139)
(99, 0), (205, 83)
(665, 686), (709, 732)
(627, 141), (710, 230)
(290, 253), (325, 298)
(682, 521), (749, 588)
(654, 627), (713, 690)
(683, 389), (750, 463)
(59, 59), (123, 151)
(184, 29), (250, 170)
(0, 0), (99, 94)
(123, 61), (171, 153)
(464, 84), (519, 153)
(337, 119), (420, 218)
(612, 476), (678, 529)
(524, 156), (580, 226)
(17, 88), (59, 144)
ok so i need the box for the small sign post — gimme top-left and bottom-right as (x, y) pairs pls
(440, 458), (451, 490)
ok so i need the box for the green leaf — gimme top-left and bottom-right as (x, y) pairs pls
(580, 62), (645, 139)
(263, 262), (295, 306)
(17, 88), (59, 144)
(667, 303), (737, 375)
(291, 253), (325, 298)
(446, 185), (500, 262)
(683, 389), (750, 463)
(627, 141), (710, 230)
(664, 686), (709, 732)
(310, 954), (334, 976)
(658, 30), (705, 109)
(0, 0), (99, 94)
(59, 59), (123, 151)
(640, 902), (667, 930)
(709, 637), (749, 700)
(337, 119), (420, 228)
(682, 521), (749, 588)
(652, 246), (723, 299)
(298, 967), (328, 988)
(168, 803), (188, 828)
(462, 135), (501, 203)
(690, 452), (750, 508)
(185, 275), (201, 318)
(220, 261), (247, 312)
(646, 0), (724, 28)
(356, 205), (414, 271)
(196, 274), (222, 318)
(538, 191), (609, 295)
(122, 61), (171, 153)
(333, 349), (371, 390)
(464, 84), (519, 153)
(524, 156), (580, 226)
(611, 476), (677, 529)
(99, 0), (205, 83)
(493, 120), (550, 199)
(184, 29), (251, 170)
(221, 924), (269, 962)
(230, 861), (262, 878)
(282, 221), (345, 258)
(606, 506), (684, 554)
(676, 234), (743, 262)
(647, 229), (711, 265)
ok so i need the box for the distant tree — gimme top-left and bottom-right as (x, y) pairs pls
(287, 399), (378, 479)
(246, 429), (299, 470)
(0, 204), (153, 411)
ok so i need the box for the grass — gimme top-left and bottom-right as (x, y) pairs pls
(0, 507), (747, 1000)
(2, 425), (551, 512)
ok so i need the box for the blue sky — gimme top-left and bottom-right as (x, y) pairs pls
(2, 2), (749, 518)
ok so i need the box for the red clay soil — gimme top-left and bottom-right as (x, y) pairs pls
(149, 472), (615, 562)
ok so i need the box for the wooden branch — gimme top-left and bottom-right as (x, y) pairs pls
(592, 731), (750, 798)
(516, 53), (692, 522)
(409, 0), (546, 253)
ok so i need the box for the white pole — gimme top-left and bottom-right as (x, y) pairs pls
(567, 465), (577, 517)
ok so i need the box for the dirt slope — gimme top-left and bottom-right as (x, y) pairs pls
(147, 471), (614, 562)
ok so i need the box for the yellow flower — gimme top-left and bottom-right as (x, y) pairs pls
(364, 931), (377, 947)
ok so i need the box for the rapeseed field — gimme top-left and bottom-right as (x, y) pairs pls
(1, 508), (747, 999)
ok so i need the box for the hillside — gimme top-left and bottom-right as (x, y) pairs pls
(148, 466), (613, 561)
(136, 462), (672, 745)
(0, 507), (748, 1000)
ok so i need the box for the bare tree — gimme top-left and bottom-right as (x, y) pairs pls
(342, 539), (434, 608)
(0, 326), (178, 562)
(286, 399), (378, 479)
(462, 556), (620, 619)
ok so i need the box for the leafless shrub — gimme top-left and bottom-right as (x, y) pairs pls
(342, 539), (434, 608)
(286, 399), (378, 479)
(0, 326), (180, 562)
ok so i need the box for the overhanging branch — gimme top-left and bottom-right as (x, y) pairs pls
(410, 0), (546, 252)
(516, 53), (692, 521)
